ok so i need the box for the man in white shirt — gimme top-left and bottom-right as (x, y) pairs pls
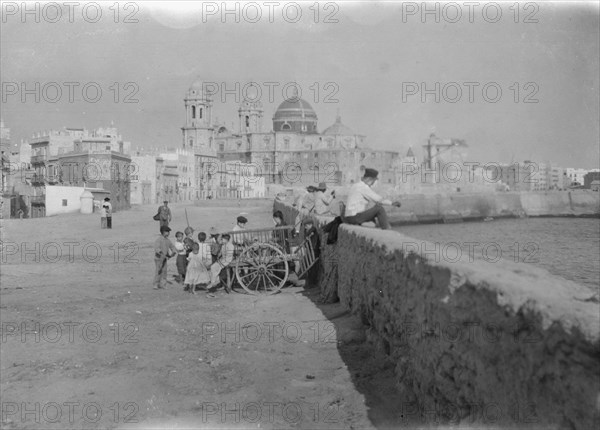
(344, 168), (401, 230)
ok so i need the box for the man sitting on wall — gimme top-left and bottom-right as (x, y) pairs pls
(344, 168), (401, 230)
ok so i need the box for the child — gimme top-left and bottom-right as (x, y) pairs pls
(174, 232), (187, 285)
(208, 227), (221, 264)
(184, 242), (211, 294)
(153, 226), (177, 290)
(232, 216), (248, 246)
(197, 232), (213, 269)
(207, 234), (235, 296)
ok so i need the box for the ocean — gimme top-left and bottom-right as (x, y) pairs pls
(395, 217), (600, 292)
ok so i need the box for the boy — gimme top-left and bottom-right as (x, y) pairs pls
(154, 226), (177, 290)
(232, 215), (248, 246)
(174, 231), (187, 285)
(207, 234), (235, 296)
(208, 227), (221, 264)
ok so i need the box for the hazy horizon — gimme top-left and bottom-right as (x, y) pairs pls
(1, 1), (599, 168)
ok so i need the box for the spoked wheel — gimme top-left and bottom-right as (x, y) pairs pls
(235, 243), (289, 295)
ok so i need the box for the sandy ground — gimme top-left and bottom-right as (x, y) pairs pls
(0, 202), (407, 430)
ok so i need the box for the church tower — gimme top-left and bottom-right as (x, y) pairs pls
(181, 79), (217, 199)
(181, 79), (215, 157)
(238, 99), (263, 134)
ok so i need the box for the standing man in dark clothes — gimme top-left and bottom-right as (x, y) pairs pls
(103, 198), (113, 229)
(158, 200), (172, 231)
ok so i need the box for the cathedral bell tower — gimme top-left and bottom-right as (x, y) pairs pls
(181, 79), (215, 158)
(181, 79), (217, 199)
(238, 99), (263, 134)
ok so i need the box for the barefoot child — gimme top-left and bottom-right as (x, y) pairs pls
(174, 232), (187, 284)
(197, 232), (213, 269)
(184, 242), (211, 294)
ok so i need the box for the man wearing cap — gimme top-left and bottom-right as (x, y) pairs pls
(154, 225), (177, 289)
(344, 168), (401, 230)
(157, 201), (172, 231)
(313, 182), (335, 216)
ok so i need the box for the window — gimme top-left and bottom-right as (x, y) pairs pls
(219, 143), (224, 152)
(245, 116), (250, 127)
(62, 199), (67, 206)
(282, 123), (291, 131)
(192, 106), (196, 118)
(199, 108), (203, 119)
(284, 138), (290, 150)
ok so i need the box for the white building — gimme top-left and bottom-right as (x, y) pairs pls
(565, 168), (588, 186)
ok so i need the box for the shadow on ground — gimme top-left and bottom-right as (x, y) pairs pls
(298, 286), (423, 430)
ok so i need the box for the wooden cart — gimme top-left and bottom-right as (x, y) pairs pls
(221, 225), (319, 295)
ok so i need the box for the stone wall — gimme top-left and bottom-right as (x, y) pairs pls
(273, 199), (600, 429)
(292, 191), (600, 224)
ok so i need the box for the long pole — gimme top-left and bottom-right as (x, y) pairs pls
(185, 208), (190, 228)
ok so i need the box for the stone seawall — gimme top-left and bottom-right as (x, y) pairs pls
(193, 198), (272, 208)
(315, 191), (600, 224)
(274, 200), (600, 429)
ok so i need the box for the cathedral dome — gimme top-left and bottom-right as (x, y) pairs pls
(272, 97), (318, 134)
(273, 98), (318, 121)
(322, 115), (355, 136)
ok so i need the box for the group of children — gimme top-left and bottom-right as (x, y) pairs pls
(153, 212), (322, 294)
(154, 218), (244, 297)
(174, 225), (238, 296)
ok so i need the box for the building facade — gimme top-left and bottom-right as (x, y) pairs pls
(181, 79), (403, 195)
(24, 126), (131, 216)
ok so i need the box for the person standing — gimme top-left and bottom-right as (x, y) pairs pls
(174, 231), (187, 284)
(184, 242), (211, 294)
(294, 186), (316, 233)
(99, 199), (107, 229)
(313, 183), (335, 216)
(103, 198), (113, 229)
(153, 226), (177, 290)
(157, 201), (172, 231)
(207, 234), (234, 296)
(344, 168), (401, 230)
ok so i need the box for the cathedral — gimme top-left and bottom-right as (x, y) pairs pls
(181, 79), (403, 193)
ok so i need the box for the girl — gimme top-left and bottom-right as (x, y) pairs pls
(184, 242), (211, 294)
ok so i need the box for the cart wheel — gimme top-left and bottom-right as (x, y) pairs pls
(235, 243), (289, 295)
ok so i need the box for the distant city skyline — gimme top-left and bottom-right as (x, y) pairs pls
(1, 1), (598, 168)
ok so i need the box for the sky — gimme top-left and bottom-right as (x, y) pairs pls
(1, 1), (599, 168)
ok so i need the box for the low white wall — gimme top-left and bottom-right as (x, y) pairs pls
(45, 186), (85, 216)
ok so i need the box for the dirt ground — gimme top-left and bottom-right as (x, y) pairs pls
(0, 202), (409, 430)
